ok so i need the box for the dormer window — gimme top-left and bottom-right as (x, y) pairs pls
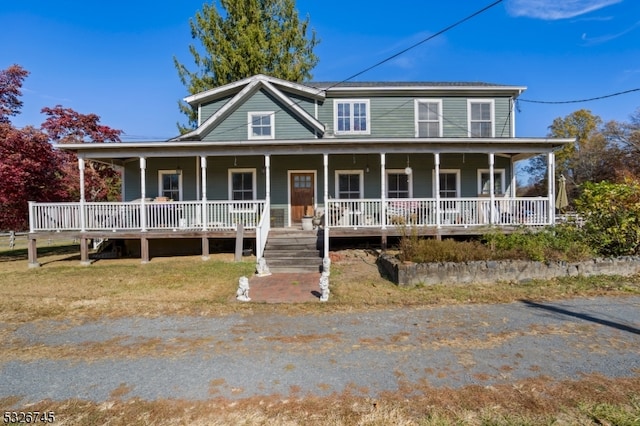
(248, 112), (274, 139)
(334, 100), (370, 135)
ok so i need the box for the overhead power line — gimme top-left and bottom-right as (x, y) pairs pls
(206, 0), (504, 138)
(332, 0), (504, 88)
(519, 88), (640, 104)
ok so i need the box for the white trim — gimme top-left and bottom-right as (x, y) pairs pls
(158, 169), (183, 201)
(228, 168), (257, 200)
(432, 169), (461, 198)
(335, 169), (365, 199)
(414, 99), (443, 138)
(333, 99), (371, 135)
(248, 111), (275, 140)
(286, 170), (318, 227)
(385, 169), (413, 198)
(467, 99), (495, 138)
(477, 168), (506, 195)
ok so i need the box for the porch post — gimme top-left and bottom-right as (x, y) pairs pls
(323, 153), (329, 261)
(547, 152), (555, 225)
(201, 156), (208, 232)
(140, 157), (147, 232)
(489, 153), (496, 225)
(434, 153), (441, 228)
(380, 153), (386, 230)
(78, 157), (86, 232)
(264, 155), (271, 204)
(510, 157), (517, 197)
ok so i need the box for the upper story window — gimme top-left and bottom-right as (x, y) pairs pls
(334, 100), (370, 135)
(468, 100), (494, 137)
(415, 100), (442, 137)
(158, 170), (182, 201)
(248, 112), (274, 139)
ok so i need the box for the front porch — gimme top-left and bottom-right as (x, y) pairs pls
(27, 196), (552, 266)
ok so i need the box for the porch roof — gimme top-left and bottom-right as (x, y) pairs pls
(56, 137), (574, 164)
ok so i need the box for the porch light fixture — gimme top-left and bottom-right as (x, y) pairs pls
(404, 155), (412, 175)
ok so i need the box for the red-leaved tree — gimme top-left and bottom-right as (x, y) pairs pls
(0, 64), (29, 124)
(41, 105), (123, 202)
(0, 124), (67, 230)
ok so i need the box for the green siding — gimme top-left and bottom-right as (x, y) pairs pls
(316, 95), (514, 139)
(201, 89), (318, 141)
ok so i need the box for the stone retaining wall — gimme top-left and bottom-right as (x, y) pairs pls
(377, 254), (640, 286)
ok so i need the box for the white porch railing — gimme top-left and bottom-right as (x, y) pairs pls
(29, 200), (266, 232)
(255, 201), (271, 259)
(326, 197), (550, 228)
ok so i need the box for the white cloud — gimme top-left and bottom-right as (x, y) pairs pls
(505, 0), (622, 20)
(581, 20), (640, 44)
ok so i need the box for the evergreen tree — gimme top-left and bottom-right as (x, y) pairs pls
(174, 0), (319, 133)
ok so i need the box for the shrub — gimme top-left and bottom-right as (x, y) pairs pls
(575, 179), (640, 256)
(397, 225), (593, 263)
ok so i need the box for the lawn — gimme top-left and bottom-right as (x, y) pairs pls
(2, 242), (640, 425)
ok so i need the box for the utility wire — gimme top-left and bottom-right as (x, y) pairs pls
(327, 0), (504, 89)
(519, 88), (640, 104)
(195, 0), (504, 139)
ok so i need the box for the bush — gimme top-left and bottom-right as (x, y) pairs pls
(575, 179), (640, 256)
(397, 225), (593, 263)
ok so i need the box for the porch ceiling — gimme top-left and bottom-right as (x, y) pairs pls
(56, 137), (573, 163)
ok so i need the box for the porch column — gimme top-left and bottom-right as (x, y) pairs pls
(380, 153), (386, 230)
(323, 153), (329, 261)
(139, 157), (147, 232)
(510, 157), (517, 197)
(547, 152), (555, 225)
(201, 156), (208, 232)
(489, 153), (496, 225)
(264, 154), (271, 204)
(434, 153), (441, 228)
(78, 157), (86, 232)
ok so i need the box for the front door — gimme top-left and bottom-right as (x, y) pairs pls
(290, 172), (314, 223)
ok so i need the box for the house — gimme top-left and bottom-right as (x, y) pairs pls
(27, 74), (572, 268)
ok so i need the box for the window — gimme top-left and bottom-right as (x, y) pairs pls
(386, 170), (412, 198)
(478, 169), (505, 195)
(415, 100), (442, 137)
(335, 171), (363, 199)
(468, 100), (494, 137)
(229, 169), (256, 200)
(158, 170), (182, 201)
(248, 112), (274, 139)
(434, 169), (460, 199)
(334, 100), (370, 135)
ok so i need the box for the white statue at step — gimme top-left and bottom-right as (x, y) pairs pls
(319, 272), (330, 302)
(322, 257), (331, 275)
(256, 257), (271, 276)
(236, 276), (251, 301)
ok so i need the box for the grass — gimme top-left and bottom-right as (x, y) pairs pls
(2, 243), (640, 424)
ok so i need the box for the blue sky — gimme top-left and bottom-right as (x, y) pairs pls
(2, 0), (639, 140)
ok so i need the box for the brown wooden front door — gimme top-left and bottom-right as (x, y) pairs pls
(290, 172), (314, 223)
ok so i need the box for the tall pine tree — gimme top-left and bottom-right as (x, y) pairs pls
(174, 0), (319, 133)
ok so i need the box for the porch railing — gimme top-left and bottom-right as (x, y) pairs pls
(325, 197), (551, 228)
(29, 200), (266, 233)
(255, 200), (271, 259)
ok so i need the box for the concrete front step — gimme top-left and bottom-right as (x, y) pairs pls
(263, 229), (322, 273)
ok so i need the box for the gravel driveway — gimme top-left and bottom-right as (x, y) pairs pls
(2, 296), (640, 405)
